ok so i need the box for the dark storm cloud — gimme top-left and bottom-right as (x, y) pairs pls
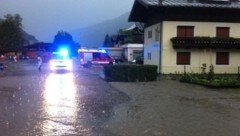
(0, 0), (134, 42)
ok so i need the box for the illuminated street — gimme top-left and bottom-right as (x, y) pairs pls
(0, 61), (129, 136)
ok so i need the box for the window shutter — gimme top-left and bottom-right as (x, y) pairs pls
(177, 27), (185, 37)
(216, 52), (229, 65)
(177, 52), (190, 65)
(177, 26), (194, 37)
(216, 27), (229, 38)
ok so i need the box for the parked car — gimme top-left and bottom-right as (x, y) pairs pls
(133, 56), (143, 64)
(112, 56), (124, 63)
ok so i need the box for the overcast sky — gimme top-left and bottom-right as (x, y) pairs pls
(0, 0), (135, 42)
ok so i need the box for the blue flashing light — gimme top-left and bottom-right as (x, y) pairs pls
(99, 49), (106, 53)
(59, 48), (69, 57)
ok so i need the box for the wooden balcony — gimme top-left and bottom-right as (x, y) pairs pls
(171, 37), (240, 49)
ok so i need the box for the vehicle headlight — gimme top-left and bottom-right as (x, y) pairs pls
(66, 60), (73, 70)
(50, 60), (56, 70)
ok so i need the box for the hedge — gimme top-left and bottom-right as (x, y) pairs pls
(103, 64), (158, 82)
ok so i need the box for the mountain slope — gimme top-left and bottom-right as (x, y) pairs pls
(70, 12), (133, 47)
(22, 30), (38, 45)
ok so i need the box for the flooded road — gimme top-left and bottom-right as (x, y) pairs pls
(108, 80), (240, 136)
(0, 61), (129, 136)
(2, 61), (240, 136)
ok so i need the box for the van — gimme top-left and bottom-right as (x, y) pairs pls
(50, 49), (72, 71)
(78, 49), (114, 67)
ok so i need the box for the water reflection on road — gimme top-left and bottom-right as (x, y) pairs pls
(0, 65), (127, 136)
(43, 72), (78, 135)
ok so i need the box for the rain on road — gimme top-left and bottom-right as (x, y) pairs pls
(0, 61), (129, 136)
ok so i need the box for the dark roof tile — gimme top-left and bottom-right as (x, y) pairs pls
(140, 0), (240, 9)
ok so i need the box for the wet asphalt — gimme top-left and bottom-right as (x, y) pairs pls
(0, 60), (129, 136)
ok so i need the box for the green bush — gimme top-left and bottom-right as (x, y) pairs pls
(179, 73), (240, 88)
(103, 64), (158, 82)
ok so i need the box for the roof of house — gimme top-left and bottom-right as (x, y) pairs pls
(121, 43), (143, 48)
(125, 22), (144, 31)
(125, 24), (137, 31)
(129, 0), (240, 22)
(135, 22), (144, 30)
(140, 0), (240, 8)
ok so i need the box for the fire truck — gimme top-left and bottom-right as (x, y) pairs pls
(78, 48), (114, 67)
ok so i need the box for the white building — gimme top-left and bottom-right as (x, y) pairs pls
(129, 0), (240, 74)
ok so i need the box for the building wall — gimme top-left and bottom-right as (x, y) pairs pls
(107, 50), (123, 57)
(160, 21), (240, 74)
(102, 48), (123, 57)
(129, 47), (143, 61)
(144, 23), (161, 72)
(26, 51), (38, 59)
(123, 47), (143, 61)
(121, 44), (143, 62)
(123, 49), (128, 61)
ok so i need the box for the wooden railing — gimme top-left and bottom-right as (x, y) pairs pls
(171, 37), (240, 48)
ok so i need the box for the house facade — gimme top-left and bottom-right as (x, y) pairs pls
(102, 22), (144, 62)
(129, 0), (240, 74)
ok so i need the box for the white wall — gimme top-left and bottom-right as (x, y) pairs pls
(121, 44), (143, 61)
(144, 23), (161, 72)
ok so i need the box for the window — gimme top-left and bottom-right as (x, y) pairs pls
(147, 52), (151, 60)
(93, 53), (101, 59)
(216, 27), (229, 38)
(177, 26), (194, 37)
(216, 52), (229, 65)
(148, 30), (152, 39)
(177, 52), (191, 65)
(133, 50), (143, 60)
(102, 53), (110, 59)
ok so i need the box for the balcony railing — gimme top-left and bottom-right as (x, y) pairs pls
(171, 37), (240, 48)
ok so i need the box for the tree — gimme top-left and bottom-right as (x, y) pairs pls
(53, 30), (78, 56)
(53, 30), (73, 46)
(102, 34), (111, 47)
(0, 14), (24, 53)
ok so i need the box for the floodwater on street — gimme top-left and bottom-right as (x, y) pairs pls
(108, 80), (240, 136)
(1, 61), (240, 136)
(0, 61), (129, 136)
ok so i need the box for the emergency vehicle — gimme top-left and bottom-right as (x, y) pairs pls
(50, 48), (72, 71)
(78, 48), (114, 67)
